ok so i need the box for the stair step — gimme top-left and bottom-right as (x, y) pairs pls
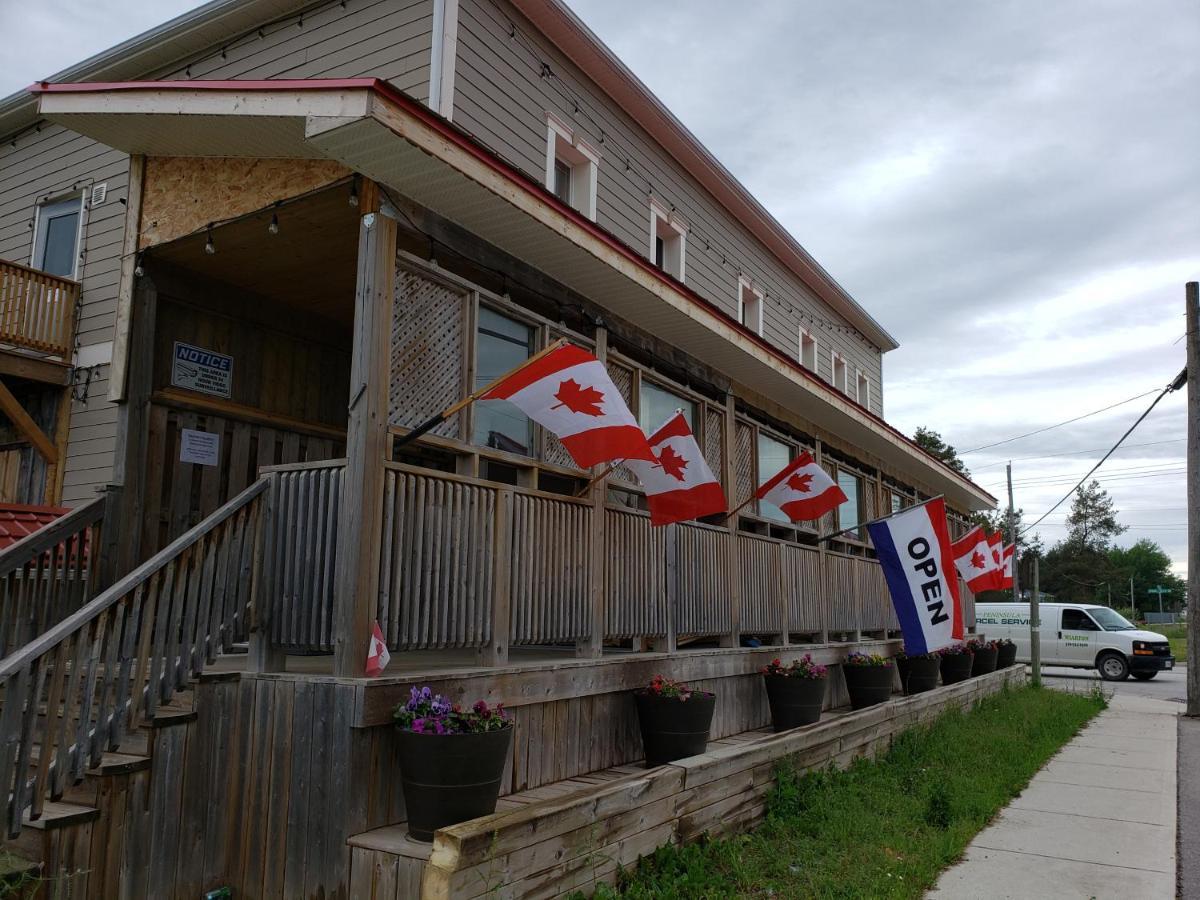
(23, 801), (98, 831)
(27, 746), (150, 778)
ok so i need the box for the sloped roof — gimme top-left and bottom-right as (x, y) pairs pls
(0, 504), (69, 551)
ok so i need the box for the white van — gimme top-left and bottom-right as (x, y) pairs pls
(975, 603), (1175, 681)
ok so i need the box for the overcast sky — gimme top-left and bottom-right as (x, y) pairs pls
(3, 0), (1197, 580)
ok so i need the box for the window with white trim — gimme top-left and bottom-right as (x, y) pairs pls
(649, 200), (686, 280)
(737, 277), (763, 334)
(831, 352), (848, 394)
(544, 114), (599, 220)
(798, 327), (817, 372)
(32, 194), (84, 279)
(638, 379), (696, 433)
(856, 369), (870, 407)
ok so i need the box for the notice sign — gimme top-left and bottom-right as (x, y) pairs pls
(180, 429), (220, 466)
(172, 342), (233, 398)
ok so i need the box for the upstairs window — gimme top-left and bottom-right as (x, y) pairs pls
(649, 200), (686, 280)
(798, 328), (817, 372)
(831, 352), (849, 394)
(474, 307), (534, 455)
(32, 195), (83, 278)
(738, 278), (763, 334)
(544, 114), (599, 220)
(856, 369), (870, 407)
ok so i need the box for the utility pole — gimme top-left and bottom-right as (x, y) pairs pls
(1187, 281), (1198, 717)
(1007, 462), (1020, 603)
(1031, 555), (1041, 688)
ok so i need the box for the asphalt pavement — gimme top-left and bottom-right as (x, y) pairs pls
(1038, 663), (1188, 703)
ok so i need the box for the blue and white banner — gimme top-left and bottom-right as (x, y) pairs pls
(866, 497), (964, 655)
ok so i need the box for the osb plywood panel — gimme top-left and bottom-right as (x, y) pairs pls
(139, 157), (351, 248)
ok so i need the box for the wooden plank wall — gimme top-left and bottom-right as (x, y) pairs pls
(0, 381), (61, 505)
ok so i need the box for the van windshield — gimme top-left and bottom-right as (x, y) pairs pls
(1088, 608), (1136, 631)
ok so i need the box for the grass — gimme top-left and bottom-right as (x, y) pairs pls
(591, 685), (1105, 900)
(1140, 623), (1187, 661)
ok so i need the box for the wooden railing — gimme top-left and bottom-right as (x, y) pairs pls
(0, 479), (265, 837)
(0, 496), (108, 659)
(0, 259), (79, 357)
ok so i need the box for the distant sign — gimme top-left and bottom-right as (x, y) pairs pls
(180, 429), (220, 467)
(172, 342), (233, 398)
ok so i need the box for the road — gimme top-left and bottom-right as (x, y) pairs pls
(1039, 664), (1188, 702)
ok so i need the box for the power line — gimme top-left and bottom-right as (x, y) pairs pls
(968, 438), (1185, 471)
(960, 388), (1161, 454)
(1019, 370), (1188, 537)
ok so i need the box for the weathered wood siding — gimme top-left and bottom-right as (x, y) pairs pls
(452, 0), (886, 413)
(0, 0), (436, 506)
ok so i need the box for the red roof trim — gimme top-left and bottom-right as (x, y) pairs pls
(29, 77), (994, 503)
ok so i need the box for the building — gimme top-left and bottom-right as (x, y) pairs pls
(0, 0), (997, 896)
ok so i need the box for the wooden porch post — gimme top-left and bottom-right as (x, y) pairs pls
(333, 197), (396, 677)
(814, 438), (830, 644)
(722, 392), (741, 649)
(579, 326), (608, 659)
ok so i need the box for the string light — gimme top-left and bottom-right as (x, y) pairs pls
(204, 224), (216, 255)
(349, 176), (360, 208)
(268, 202), (281, 234)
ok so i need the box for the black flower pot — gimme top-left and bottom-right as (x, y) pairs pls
(996, 642), (1018, 669)
(763, 675), (826, 731)
(940, 653), (974, 685)
(397, 724), (514, 842)
(842, 664), (894, 710)
(635, 691), (716, 767)
(897, 656), (940, 695)
(971, 646), (999, 676)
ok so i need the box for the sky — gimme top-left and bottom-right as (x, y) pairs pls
(2, 0), (1197, 580)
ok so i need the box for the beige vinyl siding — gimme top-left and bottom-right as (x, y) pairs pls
(453, 0), (884, 414)
(0, 0), (436, 505)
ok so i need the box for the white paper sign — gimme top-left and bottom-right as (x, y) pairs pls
(180, 429), (220, 466)
(172, 342), (233, 398)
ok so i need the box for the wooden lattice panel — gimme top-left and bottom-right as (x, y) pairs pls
(389, 267), (466, 438)
(704, 406), (724, 484)
(819, 460), (839, 535)
(605, 361), (640, 485)
(734, 422), (755, 508)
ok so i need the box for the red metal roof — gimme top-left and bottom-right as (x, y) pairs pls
(0, 504), (69, 551)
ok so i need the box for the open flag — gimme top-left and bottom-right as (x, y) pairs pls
(480, 344), (655, 468)
(754, 451), (847, 523)
(997, 544), (1015, 591)
(365, 620), (391, 677)
(624, 412), (726, 526)
(951, 525), (1000, 594)
(984, 532), (1004, 591)
(866, 497), (964, 654)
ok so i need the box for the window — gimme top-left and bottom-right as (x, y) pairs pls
(1062, 609), (1099, 632)
(798, 328), (817, 372)
(32, 195), (83, 278)
(473, 307), (534, 455)
(856, 369), (870, 407)
(649, 200), (686, 280)
(837, 470), (861, 535)
(545, 114), (599, 220)
(638, 379), (695, 433)
(831, 352), (848, 394)
(756, 433), (791, 522)
(738, 278), (763, 334)
(889, 491), (904, 514)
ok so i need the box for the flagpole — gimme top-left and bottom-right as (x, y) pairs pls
(816, 494), (945, 543)
(720, 492), (758, 524)
(392, 338), (568, 452)
(575, 461), (621, 497)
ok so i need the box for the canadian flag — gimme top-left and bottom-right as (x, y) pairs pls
(624, 412), (727, 527)
(997, 543), (1015, 591)
(365, 621), (391, 677)
(951, 525), (1000, 594)
(754, 451), (847, 523)
(984, 531), (1004, 591)
(481, 344), (655, 468)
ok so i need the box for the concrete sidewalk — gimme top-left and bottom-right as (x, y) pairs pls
(928, 693), (1178, 899)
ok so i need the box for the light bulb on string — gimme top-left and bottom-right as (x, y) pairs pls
(204, 225), (216, 255)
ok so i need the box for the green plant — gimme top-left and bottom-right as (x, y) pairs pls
(761, 655), (828, 679)
(844, 652), (892, 667)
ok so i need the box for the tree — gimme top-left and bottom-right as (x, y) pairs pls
(1065, 480), (1126, 551)
(912, 427), (970, 477)
(1107, 540), (1187, 612)
(1040, 540), (1113, 604)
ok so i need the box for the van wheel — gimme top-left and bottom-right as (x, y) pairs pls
(1097, 652), (1129, 681)
(1131, 671), (1157, 681)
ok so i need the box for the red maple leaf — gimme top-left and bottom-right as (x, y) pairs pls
(787, 472), (814, 494)
(656, 445), (689, 481)
(551, 379), (605, 416)
(971, 550), (986, 570)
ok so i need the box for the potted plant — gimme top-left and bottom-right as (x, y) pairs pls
(895, 649), (940, 695)
(995, 637), (1018, 669)
(938, 643), (974, 685)
(841, 652), (895, 710)
(969, 638), (999, 676)
(393, 686), (512, 842)
(634, 675), (716, 767)
(761, 655), (828, 731)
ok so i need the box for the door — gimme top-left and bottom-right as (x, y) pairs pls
(32, 196), (82, 278)
(1058, 607), (1101, 666)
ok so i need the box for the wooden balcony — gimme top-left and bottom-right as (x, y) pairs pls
(0, 259), (79, 358)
